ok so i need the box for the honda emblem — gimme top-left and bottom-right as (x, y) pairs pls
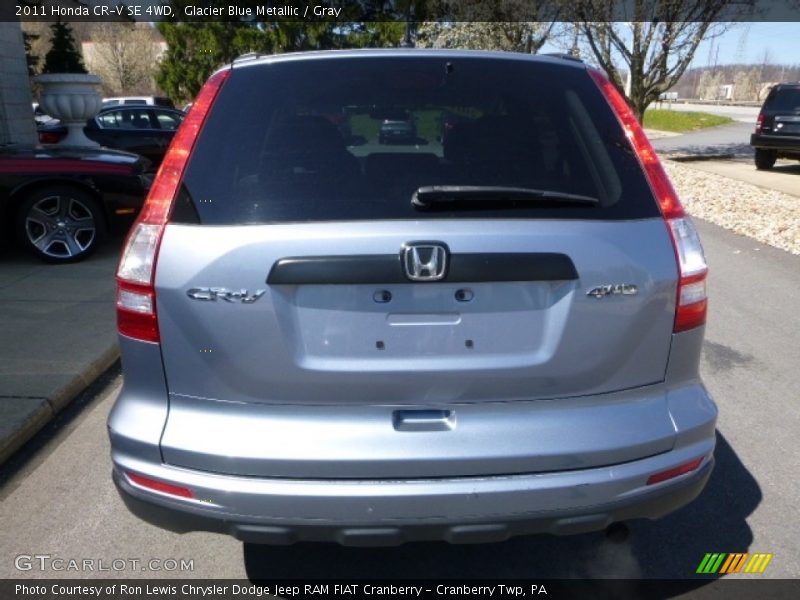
(402, 243), (448, 281)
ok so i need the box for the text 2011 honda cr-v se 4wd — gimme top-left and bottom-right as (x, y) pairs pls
(109, 50), (716, 546)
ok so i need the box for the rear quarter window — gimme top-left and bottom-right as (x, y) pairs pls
(176, 56), (659, 225)
(765, 87), (800, 112)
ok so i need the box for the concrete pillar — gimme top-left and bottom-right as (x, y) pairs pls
(0, 21), (37, 145)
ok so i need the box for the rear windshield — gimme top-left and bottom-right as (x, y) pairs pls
(765, 87), (800, 112)
(176, 56), (659, 225)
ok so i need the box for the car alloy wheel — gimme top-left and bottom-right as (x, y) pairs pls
(19, 187), (103, 262)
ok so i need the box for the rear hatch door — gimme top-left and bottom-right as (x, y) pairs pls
(156, 54), (680, 478)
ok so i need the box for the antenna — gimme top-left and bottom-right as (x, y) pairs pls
(706, 38), (715, 70)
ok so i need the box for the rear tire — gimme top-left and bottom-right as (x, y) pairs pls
(16, 186), (105, 263)
(754, 149), (777, 170)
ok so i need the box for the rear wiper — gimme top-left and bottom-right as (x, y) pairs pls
(411, 185), (599, 209)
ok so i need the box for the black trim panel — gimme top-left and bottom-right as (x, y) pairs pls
(268, 256), (405, 284)
(449, 253), (578, 283)
(267, 253), (577, 284)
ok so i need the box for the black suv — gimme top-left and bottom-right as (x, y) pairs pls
(750, 83), (800, 170)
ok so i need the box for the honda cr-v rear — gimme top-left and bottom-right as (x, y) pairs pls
(108, 50), (716, 545)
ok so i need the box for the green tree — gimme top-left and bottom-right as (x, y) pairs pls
(156, 1), (405, 104)
(42, 21), (87, 74)
(156, 0), (271, 102)
(157, 21), (272, 104)
(267, 21), (403, 52)
(339, 22), (405, 49)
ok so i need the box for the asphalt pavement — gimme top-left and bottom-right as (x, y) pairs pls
(1, 218), (798, 584)
(651, 122), (755, 159)
(657, 102), (759, 124)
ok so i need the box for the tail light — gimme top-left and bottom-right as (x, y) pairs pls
(589, 70), (708, 333)
(38, 130), (62, 144)
(668, 218), (707, 332)
(755, 112), (764, 134)
(116, 68), (230, 343)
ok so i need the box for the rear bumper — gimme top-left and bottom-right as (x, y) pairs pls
(750, 133), (800, 152)
(111, 441), (714, 546)
(110, 331), (716, 545)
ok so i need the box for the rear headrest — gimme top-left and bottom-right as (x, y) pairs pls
(263, 116), (346, 154)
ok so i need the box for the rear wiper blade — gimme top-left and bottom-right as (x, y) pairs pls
(411, 185), (599, 209)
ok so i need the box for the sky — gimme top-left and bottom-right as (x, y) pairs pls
(694, 23), (800, 66)
(541, 22), (800, 68)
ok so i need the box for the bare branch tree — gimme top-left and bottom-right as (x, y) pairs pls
(570, 0), (757, 119)
(85, 22), (162, 96)
(733, 68), (759, 101)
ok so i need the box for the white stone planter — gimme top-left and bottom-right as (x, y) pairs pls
(35, 73), (102, 146)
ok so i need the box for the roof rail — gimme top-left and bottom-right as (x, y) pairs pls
(542, 53), (584, 63)
(233, 52), (265, 65)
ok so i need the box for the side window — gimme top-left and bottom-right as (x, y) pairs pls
(125, 109), (154, 129)
(155, 111), (182, 131)
(97, 111), (122, 128)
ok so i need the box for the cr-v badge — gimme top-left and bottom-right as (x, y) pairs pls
(586, 284), (638, 299)
(186, 287), (265, 303)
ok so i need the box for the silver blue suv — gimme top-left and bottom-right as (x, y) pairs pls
(109, 50), (715, 546)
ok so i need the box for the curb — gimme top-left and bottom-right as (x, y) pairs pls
(665, 153), (737, 162)
(0, 342), (120, 465)
(645, 128), (683, 139)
